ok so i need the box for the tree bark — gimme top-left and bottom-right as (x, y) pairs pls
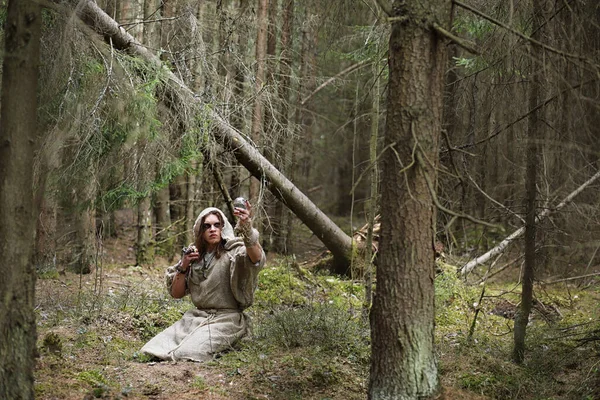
(154, 181), (172, 250)
(262, 0), (279, 252)
(0, 0), (41, 397)
(228, 0), (249, 207)
(368, 1), (450, 398)
(363, 47), (380, 316)
(185, 159), (199, 245)
(74, 0), (354, 270)
(73, 160), (97, 273)
(513, 0), (547, 364)
(298, 5), (317, 186)
(134, 0), (153, 266)
(249, 0), (269, 202)
(271, 0), (294, 254)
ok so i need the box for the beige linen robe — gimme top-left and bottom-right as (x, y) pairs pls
(140, 209), (265, 362)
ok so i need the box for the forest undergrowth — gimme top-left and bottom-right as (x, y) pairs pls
(34, 233), (600, 400)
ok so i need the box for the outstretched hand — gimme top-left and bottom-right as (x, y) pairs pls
(233, 199), (252, 227)
(233, 200), (262, 262)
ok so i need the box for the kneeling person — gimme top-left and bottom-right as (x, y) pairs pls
(140, 202), (265, 362)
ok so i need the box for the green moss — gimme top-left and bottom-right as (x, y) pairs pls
(255, 263), (310, 307)
(77, 369), (109, 387)
(41, 332), (63, 355)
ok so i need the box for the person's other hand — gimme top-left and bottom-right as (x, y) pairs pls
(182, 251), (199, 270)
(233, 199), (252, 226)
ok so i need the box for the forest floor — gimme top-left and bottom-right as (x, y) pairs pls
(34, 213), (600, 399)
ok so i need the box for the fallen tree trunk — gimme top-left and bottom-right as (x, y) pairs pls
(74, 0), (354, 270)
(460, 168), (600, 277)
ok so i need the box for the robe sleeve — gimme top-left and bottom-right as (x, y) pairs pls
(229, 238), (266, 309)
(165, 261), (190, 296)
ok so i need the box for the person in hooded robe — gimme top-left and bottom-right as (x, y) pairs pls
(140, 201), (265, 362)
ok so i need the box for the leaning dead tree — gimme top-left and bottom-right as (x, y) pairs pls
(460, 168), (600, 277)
(73, 0), (354, 270)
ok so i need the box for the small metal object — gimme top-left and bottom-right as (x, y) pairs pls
(233, 197), (247, 209)
(182, 245), (198, 256)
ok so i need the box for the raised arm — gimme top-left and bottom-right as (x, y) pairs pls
(233, 201), (263, 263)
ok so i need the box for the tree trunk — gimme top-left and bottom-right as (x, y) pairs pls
(185, 159), (199, 245)
(513, 0), (547, 364)
(0, 0), (41, 397)
(170, 174), (187, 247)
(262, 0), (279, 252)
(271, 0), (295, 254)
(228, 0), (249, 208)
(368, 1), (450, 398)
(298, 5), (317, 186)
(73, 161), (97, 274)
(154, 182), (172, 252)
(249, 0), (269, 202)
(134, 0), (153, 266)
(363, 48), (380, 316)
(75, 0), (354, 270)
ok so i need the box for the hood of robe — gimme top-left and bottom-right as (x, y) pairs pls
(193, 207), (235, 243)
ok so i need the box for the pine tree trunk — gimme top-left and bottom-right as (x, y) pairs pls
(298, 5), (317, 187)
(154, 182), (172, 251)
(272, 0), (294, 254)
(262, 0), (279, 252)
(513, 0), (548, 364)
(249, 0), (269, 202)
(35, 193), (57, 271)
(368, 1), (450, 397)
(170, 174), (187, 247)
(185, 160), (198, 245)
(228, 0), (249, 206)
(134, 0), (153, 266)
(363, 50), (380, 316)
(74, 162), (97, 273)
(0, 0), (41, 397)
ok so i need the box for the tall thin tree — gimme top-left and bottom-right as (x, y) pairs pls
(249, 0), (269, 202)
(513, 0), (548, 364)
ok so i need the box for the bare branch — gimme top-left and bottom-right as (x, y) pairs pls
(454, 0), (593, 64)
(301, 60), (371, 105)
(447, 78), (597, 152)
(432, 22), (480, 55)
(465, 170), (525, 224)
(460, 168), (600, 276)
(542, 272), (600, 285)
(417, 152), (500, 229)
(374, 0), (392, 17)
(119, 16), (180, 27)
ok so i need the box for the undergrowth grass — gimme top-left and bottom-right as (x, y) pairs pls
(33, 256), (600, 399)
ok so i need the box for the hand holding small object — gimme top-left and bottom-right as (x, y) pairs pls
(181, 245), (199, 271)
(233, 198), (252, 226)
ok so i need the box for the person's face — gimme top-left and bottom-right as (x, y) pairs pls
(202, 213), (222, 250)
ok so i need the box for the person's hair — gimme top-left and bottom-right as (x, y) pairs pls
(195, 210), (225, 258)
